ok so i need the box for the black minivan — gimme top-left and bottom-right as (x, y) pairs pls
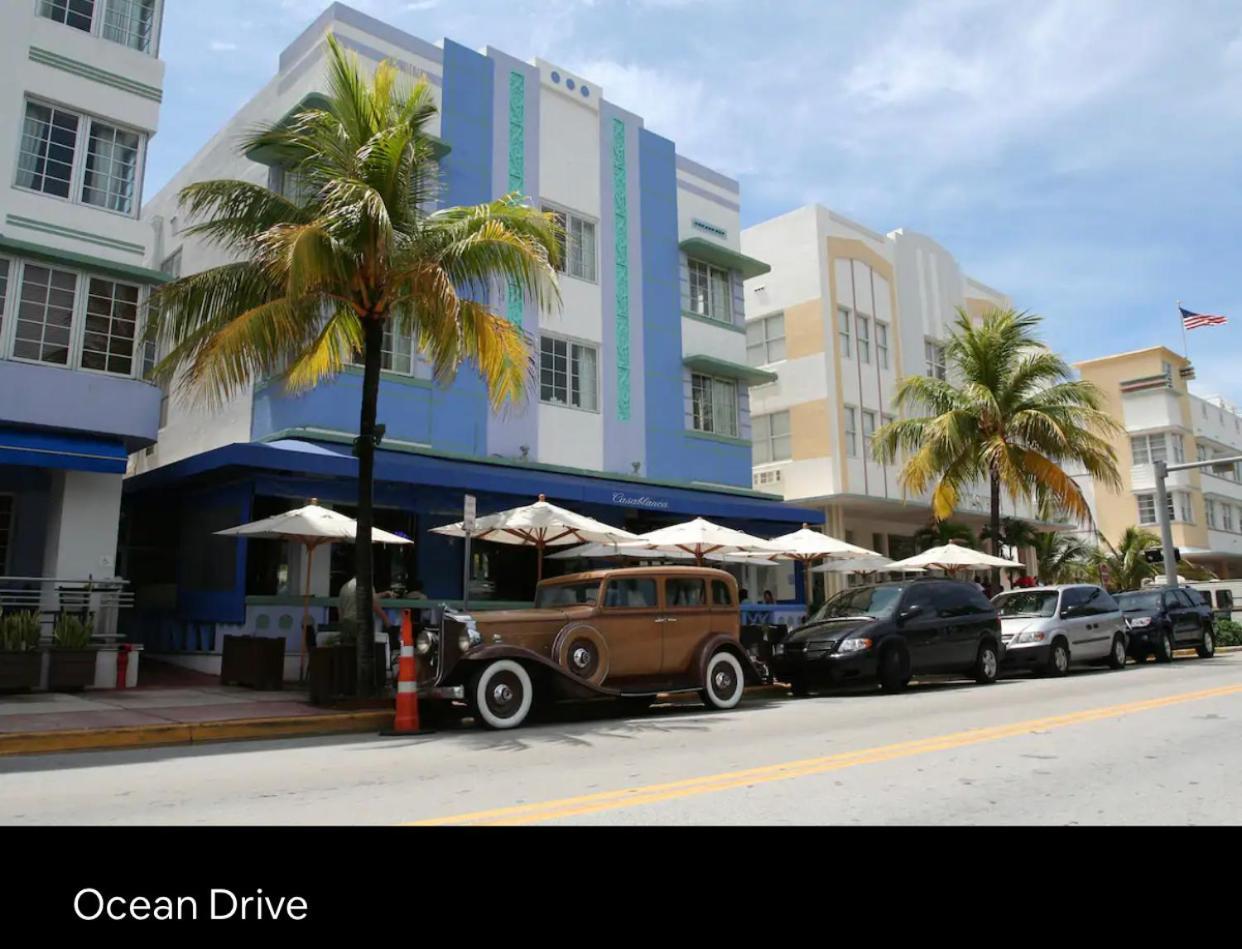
(772, 579), (1003, 695)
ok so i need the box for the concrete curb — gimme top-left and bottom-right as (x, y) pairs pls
(0, 709), (393, 758)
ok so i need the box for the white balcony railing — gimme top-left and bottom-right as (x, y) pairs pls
(0, 577), (133, 642)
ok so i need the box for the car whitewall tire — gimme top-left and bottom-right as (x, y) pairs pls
(470, 660), (534, 730)
(702, 651), (745, 710)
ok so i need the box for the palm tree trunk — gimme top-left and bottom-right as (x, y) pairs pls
(354, 317), (385, 698)
(989, 471), (1002, 589)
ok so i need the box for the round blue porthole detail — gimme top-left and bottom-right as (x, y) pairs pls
(580, 85), (590, 97)
(551, 71), (561, 84)
(565, 78), (576, 91)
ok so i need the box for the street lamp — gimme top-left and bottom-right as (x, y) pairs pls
(1153, 453), (1242, 587)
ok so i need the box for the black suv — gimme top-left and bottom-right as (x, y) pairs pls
(772, 579), (1003, 694)
(1116, 586), (1216, 662)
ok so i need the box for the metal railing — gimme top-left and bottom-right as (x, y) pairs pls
(0, 576), (134, 642)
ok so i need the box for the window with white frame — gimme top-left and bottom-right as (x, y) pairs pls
(16, 101), (144, 216)
(752, 411), (791, 465)
(0, 258), (10, 343)
(1179, 492), (1193, 524)
(541, 336), (598, 411)
(687, 259), (731, 323)
(543, 206), (597, 283)
(857, 315), (871, 364)
(844, 406), (857, 458)
(876, 321), (889, 370)
(0, 495), (12, 574)
(838, 307), (851, 358)
(1197, 443), (1209, 463)
(1137, 494), (1156, 525)
(691, 373), (738, 437)
(1172, 434), (1185, 464)
(13, 265), (77, 366)
(38, 0), (160, 54)
(925, 340), (946, 380)
(1137, 492), (1185, 525)
(1206, 497), (1218, 529)
(746, 313), (785, 367)
(1131, 433), (1168, 466)
(1223, 503), (1234, 533)
(350, 325), (424, 377)
(81, 278), (140, 376)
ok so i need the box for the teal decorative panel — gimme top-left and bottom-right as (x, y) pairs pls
(506, 70), (525, 327)
(613, 118), (630, 422)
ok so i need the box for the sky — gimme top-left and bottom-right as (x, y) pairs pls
(149, 0), (1242, 402)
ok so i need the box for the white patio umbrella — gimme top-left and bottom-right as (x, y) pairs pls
(762, 525), (884, 602)
(547, 542), (696, 562)
(813, 556), (925, 575)
(430, 495), (636, 580)
(617, 517), (776, 566)
(216, 499), (412, 677)
(886, 542), (1023, 574)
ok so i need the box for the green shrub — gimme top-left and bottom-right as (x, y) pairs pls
(53, 614), (94, 649)
(1215, 618), (1242, 647)
(0, 611), (42, 652)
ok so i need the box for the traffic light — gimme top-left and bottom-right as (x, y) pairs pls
(1144, 547), (1180, 564)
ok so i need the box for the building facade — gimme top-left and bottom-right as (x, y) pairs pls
(740, 204), (1041, 598)
(122, 3), (814, 658)
(0, 0), (166, 586)
(1074, 346), (1242, 579)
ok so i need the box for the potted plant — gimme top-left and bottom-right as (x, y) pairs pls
(0, 611), (42, 692)
(48, 613), (97, 692)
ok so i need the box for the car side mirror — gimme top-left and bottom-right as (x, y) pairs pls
(898, 604), (923, 623)
(1061, 605), (1081, 619)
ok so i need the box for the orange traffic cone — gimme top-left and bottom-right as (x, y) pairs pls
(381, 609), (434, 737)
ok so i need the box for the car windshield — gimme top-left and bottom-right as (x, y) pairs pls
(992, 590), (1060, 618)
(535, 581), (602, 609)
(1116, 592), (1161, 612)
(811, 585), (904, 621)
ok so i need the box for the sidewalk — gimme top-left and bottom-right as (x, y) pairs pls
(0, 664), (392, 756)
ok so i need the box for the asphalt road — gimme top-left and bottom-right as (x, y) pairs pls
(4, 652), (1242, 825)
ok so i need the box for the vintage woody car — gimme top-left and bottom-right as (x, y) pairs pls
(414, 566), (761, 729)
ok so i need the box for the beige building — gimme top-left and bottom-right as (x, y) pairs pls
(740, 205), (1040, 597)
(1074, 347), (1242, 579)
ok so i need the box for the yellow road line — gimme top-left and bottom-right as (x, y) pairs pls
(408, 681), (1242, 826)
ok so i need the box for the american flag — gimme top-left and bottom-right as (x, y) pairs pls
(1180, 306), (1229, 330)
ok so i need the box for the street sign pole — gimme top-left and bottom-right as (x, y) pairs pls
(1153, 461), (1180, 588)
(462, 495), (477, 612)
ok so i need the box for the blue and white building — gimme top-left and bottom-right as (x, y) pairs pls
(124, 3), (817, 658)
(0, 1), (166, 586)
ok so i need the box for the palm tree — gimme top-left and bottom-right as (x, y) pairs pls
(980, 516), (1039, 560)
(912, 520), (977, 552)
(1092, 526), (1161, 592)
(1030, 531), (1094, 585)
(148, 37), (561, 694)
(873, 308), (1123, 583)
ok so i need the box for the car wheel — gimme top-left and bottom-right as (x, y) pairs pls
(1045, 639), (1070, 678)
(468, 660), (534, 730)
(1197, 625), (1216, 659)
(1107, 635), (1128, 670)
(1156, 630), (1175, 663)
(878, 645), (910, 693)
(974, 642), (1000, 685)
(701, 651), (745, 710)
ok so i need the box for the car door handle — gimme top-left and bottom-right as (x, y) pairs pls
(654, 617), (678, 624)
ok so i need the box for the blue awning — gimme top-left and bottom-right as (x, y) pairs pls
(0, 427), (129, 474)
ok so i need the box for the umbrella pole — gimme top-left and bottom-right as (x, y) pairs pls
(537, 538), (545, 583)
(299, 542), (314, 683)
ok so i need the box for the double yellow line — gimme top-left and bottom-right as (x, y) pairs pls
(409, 681), (1242, 826)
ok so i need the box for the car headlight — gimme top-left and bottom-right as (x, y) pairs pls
(1128, 617), (1152, 628)
(415, 630), (437, 655)
(835, 637), (872, 654)
(458, 630), (477, 652)
(1015, 629), (1048, 644)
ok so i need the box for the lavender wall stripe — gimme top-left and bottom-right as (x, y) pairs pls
(612, 117), (631, 422)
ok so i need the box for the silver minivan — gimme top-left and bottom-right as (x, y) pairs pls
(993, 585), (1128, 677)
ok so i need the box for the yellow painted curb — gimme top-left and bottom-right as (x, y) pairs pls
(0, 709), (393, 757)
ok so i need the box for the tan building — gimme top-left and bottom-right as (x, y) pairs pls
(1074, 347), (1242, 578)
(740, 205), (1041, 597)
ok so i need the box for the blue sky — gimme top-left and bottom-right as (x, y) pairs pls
(150, 0), (1242, 402)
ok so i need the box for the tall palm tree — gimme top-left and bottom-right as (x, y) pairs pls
(980, 516), (1039, 560)
(873, 308), (1123, 583)
(148, 37), (561, 694)
(1092, 526), (1161, 592)
(1031, 531), (1094, 585)
(912, 520), (977, 552)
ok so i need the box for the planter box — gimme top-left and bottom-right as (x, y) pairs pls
(307, 643), (386, 706)
(0, 652), (41, 693)
(48, 649), (97, 692)
(220, 635), (285, 691)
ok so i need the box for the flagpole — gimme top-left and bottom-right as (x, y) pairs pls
(1177, 299), (1189, 360)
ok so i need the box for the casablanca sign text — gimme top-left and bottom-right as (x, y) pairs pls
(612, 491), (670, 511)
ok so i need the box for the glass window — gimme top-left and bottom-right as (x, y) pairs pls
(813, 584), (906, 621)
(994, 590), (1060, 618)
(0, 258), (9, 343)
(540, 337), (598, 411)
(17, 102), (80, 199)
(876, 321), (889, 369)
(1131, 434), (1168, 466)
(856, 314), (870, 364)
(1178, 492), (1193, 524)
(1162, 591), (1182, 610)
(82, 120), (141, 214)
(688, 259), (731, 322)
(604, 577), (657, 609)
(844, 406), (857, 457)
(1172, 434), (1185, 464)
(752, 410), (791, 465)
(14, 265), (77, 366)
(1206, 498), (1217, 529)
(102, 0), (157, 52)
(711, 580), (733, 607)
(862, 410), (877, 454)
(81, 278), (139, 376)
(692, 374), (738, 437)
(534, 580), (601, 609)
(1198, 444), (1209, 463)
(1218, 590), (1234, 611)
(746, 313), (785, 366)
(838, 307), (851, 358)
(38, 0), (95, 32)
(543, 206), (597, 282)
(665, 578), (707, 608)
(925, 340), (946, 380)
(0, 494), (11, 572)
